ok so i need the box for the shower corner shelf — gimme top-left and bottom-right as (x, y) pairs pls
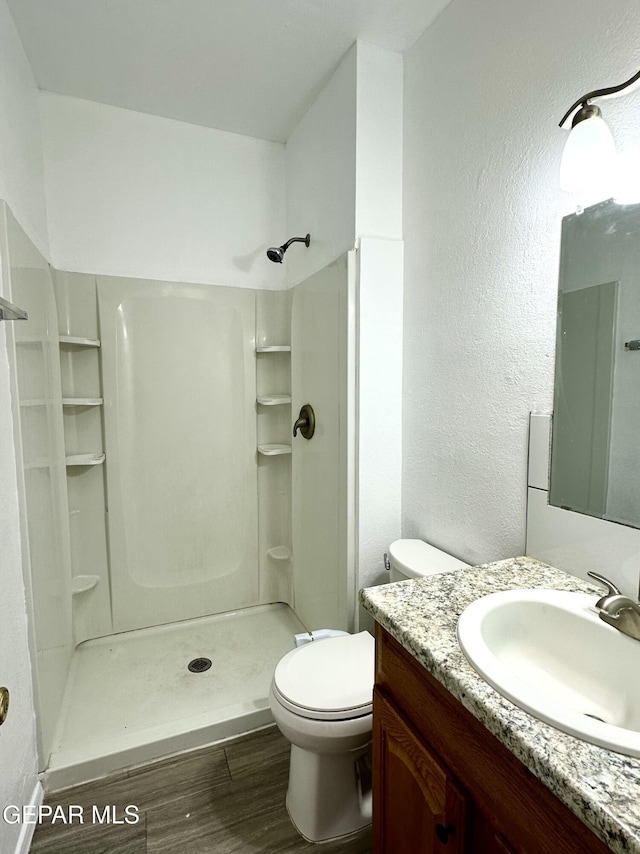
(65, 453), (106, 467)
(71, 574), (100, 595)
(62, 397), (103, 407)
(257, 443), (292, 456)
(59, 335), (101, 348)
(255, 345), (291, 353)
(267, 546), (292, 561)
(257, 394), (292, 406)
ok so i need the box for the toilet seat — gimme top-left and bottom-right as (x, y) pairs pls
(273, 631), (375, 722)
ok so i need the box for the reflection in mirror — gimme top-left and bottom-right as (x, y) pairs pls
(550, 199), (640, 528)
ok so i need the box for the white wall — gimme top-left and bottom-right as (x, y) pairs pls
(0, 0), (49, 257)
(285, 46), (357, 286)
(355, 43), (403, 241)
(0, 0), (43, 847)
(40, 93), (286, 289)
(285, 41), (404, 286)
(357, 238), (404, 600)
(354, 47), (404, 598)
(285, 42), (404, 607)
(402, 0), (640, 565)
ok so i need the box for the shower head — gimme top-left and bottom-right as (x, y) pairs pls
(267, 246), (285, 263)
(266, 234), (311, 263)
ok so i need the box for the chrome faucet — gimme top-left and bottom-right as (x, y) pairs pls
(587, 571), (640, 641)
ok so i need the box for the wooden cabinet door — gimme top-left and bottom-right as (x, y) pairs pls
(373, 688), (470, 854)
(472, 810), (518, 853)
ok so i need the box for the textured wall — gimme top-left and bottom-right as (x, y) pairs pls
(285, 45), (357, 287)
(402, 0), (640, 564)
(40, 93), (286, 289)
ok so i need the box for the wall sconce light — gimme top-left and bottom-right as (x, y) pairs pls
(559, 69), (640, 195)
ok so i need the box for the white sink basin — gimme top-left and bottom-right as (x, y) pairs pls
(457, 588), (640, 756)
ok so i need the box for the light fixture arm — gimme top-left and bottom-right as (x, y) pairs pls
(559, 68), (640, 128)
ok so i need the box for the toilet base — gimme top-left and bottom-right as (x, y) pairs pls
(285, 743), (372, 843)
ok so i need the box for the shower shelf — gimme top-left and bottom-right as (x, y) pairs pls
(62, 397), (103, 407)
(59, 335), (101, 348)
(65, 453), (106, 467)
(71, 574), (99, 595)
(257, 444), (292, 456)
(256, 345), (291, 353)
(267, 546), (292, 561)
(257, 394), (292, 406)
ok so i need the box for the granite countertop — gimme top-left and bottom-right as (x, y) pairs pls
(360, 556), (640, 854)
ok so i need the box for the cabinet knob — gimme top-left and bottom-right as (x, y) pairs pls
(436, 823), (455, 844)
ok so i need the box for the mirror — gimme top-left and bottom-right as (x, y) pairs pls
(550, 198), (640, 528)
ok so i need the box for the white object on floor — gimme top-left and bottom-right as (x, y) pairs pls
(294, 628), (349, 647)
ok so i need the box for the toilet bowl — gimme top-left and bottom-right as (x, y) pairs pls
(269, 631), (375, 843)
(270, 539), (469, 843)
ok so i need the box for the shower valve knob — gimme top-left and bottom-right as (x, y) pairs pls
(293, 404), (315, 440)
(0, 687), (9, 726)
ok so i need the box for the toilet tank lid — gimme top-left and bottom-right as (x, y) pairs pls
(388, 539), (469, 579)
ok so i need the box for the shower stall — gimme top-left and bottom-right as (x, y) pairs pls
(3, 201), (357, 788)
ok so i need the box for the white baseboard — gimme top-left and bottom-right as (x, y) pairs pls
(14, 780), (43, 854)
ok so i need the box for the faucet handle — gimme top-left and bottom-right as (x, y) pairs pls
(587, 572), (622, 596)
(587, 572), (623, 609)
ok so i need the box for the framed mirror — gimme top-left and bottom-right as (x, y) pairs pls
(550, 198), (640, 528)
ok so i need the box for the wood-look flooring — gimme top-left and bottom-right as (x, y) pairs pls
(30, 726), (372, 854)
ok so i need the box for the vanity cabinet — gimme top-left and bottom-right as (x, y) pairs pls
(374, 689), (470, 852)
(373, 624), (610, 854)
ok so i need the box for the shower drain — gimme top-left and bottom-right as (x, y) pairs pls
(188, 657), (212, 673)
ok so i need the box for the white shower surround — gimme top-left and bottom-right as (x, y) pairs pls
(46, 603), (305, 790)
(2, 230), (357, 787)
(99, 279), (260, 632)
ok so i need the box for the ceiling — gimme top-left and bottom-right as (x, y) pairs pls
(7, 0), (450, 143)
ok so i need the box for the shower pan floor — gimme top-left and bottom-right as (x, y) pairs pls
(46, 603), (306, 789)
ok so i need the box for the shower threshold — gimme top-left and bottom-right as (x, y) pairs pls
(45, 603), (305, 789)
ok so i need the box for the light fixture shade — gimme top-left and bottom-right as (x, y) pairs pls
(559, 114), (617, 195)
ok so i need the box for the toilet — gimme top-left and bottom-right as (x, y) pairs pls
(386, 538), (470, 582)
(269, 539), (470, 843)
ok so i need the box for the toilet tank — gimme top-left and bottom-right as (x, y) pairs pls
(387, 539), (469, 582)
